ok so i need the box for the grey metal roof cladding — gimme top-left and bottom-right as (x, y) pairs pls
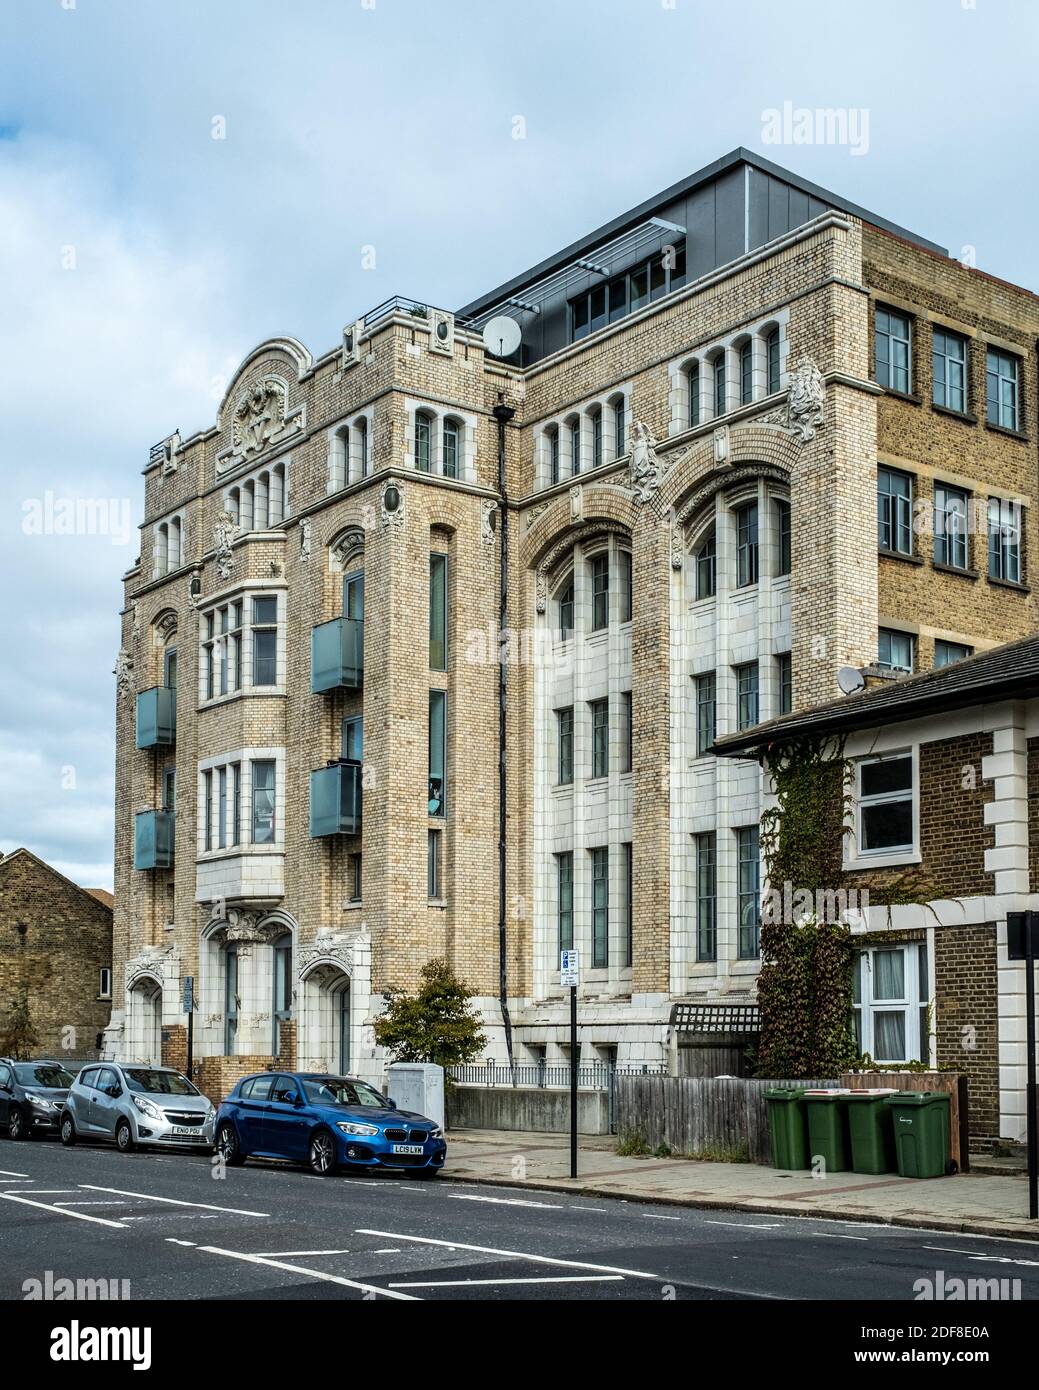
(713, 634), (1039, 759)
(457, 147), (947, 323)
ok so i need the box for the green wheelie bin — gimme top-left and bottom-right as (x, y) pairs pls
(804, 1089), (851, 1173)
(765, 1087), (809, 1169)
(885, 1091), (952, 1178)
(845, 1089), (898, 1174)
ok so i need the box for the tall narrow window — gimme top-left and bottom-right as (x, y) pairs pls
(695, 832), (717, 962)
(443, 418), (460, 479)
(766, 328), (781, 394)
(202, 769), (212, 851)
(624, 842), (633, 967)
(163, 647), (178, 690)
(736, 662), (759, 731)
(986, 349), (1020, 430)
(619, 551), (632, 623)
(427, 830), (441, 900)
(934, 485), (969, 570)
(415, 411), (432, 471)
(775, 499), (791, 576)
(341, 716), (363, 762)
(713, 355), (727, 417)
(350, 852), (363, 902)
(557, 852), (574, 952)
(251, 596), (278, 686)
(695, 672), (716, 755)
(737, 826), (760, 959)
(162, 766), (176, 814)
(357, 417), (369, 477)
(251, 760), (276, 844)
(591, 846), (609, 969)
(739, 339), (753, 404)
(231, 762), (241, 847)
(778, 652), (793, 715)
(620, 692), (632, 774)
(932, 329), (967, 413)
(876, 308), (911, 394)
(343, 570), (364, 621)
(558, 579), (575, 640)
(428, 689), (447, 816)
(272, 935), (292, 1055)
(429, 553), (448, 670)
(613, 397), (626, 458)
(224, 945), (239, 1055)
(557, 707), (574, 785)
(548, 427), (560, 486)
(735, 502), (759, 587)
(687, 361), (700, 427)
(877, 468), (913, 556)
(591, 554), (609, 630)
(590, 408), (603, 468)
(569, 417), (581, 475)
(695, 532), (716, 599)
(218, 766), (228, 848)
(988, 496), (1022, 582)
(591, 698), (609, 779)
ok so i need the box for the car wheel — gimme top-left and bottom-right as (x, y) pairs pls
(308, 1128), (337, 1177)
(60, 1114), (76, 1146)
(7, 1107), (27, 1141)
(216, 1122), (245, 1167)
(115, 1119), (135, 1153)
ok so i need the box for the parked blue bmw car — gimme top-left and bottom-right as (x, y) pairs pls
(215, 1072), (446, 1178)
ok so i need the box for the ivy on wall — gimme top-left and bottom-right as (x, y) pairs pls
(756, 735), (860, 1077)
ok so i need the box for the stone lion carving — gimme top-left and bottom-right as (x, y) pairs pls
(628, 420), (663, 503)
(787, 356), (825, 442)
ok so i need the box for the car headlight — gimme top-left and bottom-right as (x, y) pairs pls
(25, 1091), (57, 1112)
(430, 1128), (443, 1139)
(132, 1095), (162, 1120)
(336, 1121), (379, 1137)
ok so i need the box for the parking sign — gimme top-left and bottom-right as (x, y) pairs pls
(560, 949), (580, 988)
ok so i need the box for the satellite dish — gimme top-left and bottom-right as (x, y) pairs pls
(837, 666), (866, 696)
(482, 315), (522, 358)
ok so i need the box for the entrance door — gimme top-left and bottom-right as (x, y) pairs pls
(338, 986), (351, 1075)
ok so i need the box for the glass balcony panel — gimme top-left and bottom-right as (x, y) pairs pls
(309, 762), (362, 837)
(134, 810), (175, 869)
(311, 617), (364, 692)
(135, 686), (176, 748)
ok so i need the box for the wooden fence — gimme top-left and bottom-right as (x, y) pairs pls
(615, 1075), (838, 1164)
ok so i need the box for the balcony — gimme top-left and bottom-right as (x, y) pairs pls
(311, 617), (364, 692)
(136, 686), (176, 748)
(134, 810), (175, 870)
(310, 761), (362, 837)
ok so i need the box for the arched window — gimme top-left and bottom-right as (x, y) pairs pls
(712, 353), (727, 418)
(687, 362), (700, 427)
(272, 933), (292, 1055)
(568, 416), (581, 476)
(228, 488), (241, 527)
(739, 340), (754, 405)
(546, 426), (560, 486)
(694, 530), (716, 599)
(357, 416), (369, 478)
(766, 327), (781, 394)
(269, 464), (285, 526)
(224, 942), (239, 1055)
(557, 575), (575, 641)
(254, 472), (269, 531)
(443, 417), (461, 479)
(590, 407), (603, 469)
(611, 395), (626, 459)
(155, 522), (169, 577)
(415, 411), (433, 472)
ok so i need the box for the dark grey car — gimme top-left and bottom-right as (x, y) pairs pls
(0, 1059), (76, 1139)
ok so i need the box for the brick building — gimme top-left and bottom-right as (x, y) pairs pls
(0, 849), (113, 1061)
(716, 635), (1039, 1147)
(106, 148), (1039, 1096)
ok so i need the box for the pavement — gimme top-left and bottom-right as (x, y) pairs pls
(3, 1137), (1039, 1303)
(445, 1128), (1039, 1241)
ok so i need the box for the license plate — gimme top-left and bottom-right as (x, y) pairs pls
(172, 1126), (200, 1137)
(391, 1144), (424, 1155)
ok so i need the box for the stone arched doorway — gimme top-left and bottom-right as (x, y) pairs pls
(125, 974), (162, 1065)
(299, 959), (354, 1074)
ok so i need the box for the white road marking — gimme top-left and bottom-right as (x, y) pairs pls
(356, 1228), (663, 1280)
(165, 1239), (197, 1247)
(0, 1191), (127, 1229)
(570, 1205), (605, 1213)
(643, 1213), (682, 1221)
(815, 1232), (868, 1241)
(55, 1201), (133, 1207)
(254, 1249), (353, 1258)
(0, 1170), (30, 1179)
(195, 1245), (419, 1300)
(450, 1194), (565, 1210)
(389, 1275), (624, 1288)
(78, 1184), (269, 1217)
(704, 1220), (785, 1230)
(3, 1188), (75, 1194)
(924, 1245), (990, 1256)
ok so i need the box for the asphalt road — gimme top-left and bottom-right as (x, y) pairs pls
(2, 1137), (1038, 1302)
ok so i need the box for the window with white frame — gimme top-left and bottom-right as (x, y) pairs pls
(986, 348), (1020, 431)
(328, 414), (371, 491)
(877, 628), (914, 673)
(934, 484), (969, 570)
(251, 596), (278, 686)
(202, 600), (243, 699)
(853, 942), (929, 1064)
(766, 327), (781, 394)
(856, 752), (915, 856)
(739, 339), (753, 404)
(932, 329), (968, 414)
(988, 496), (1022, 583)
(934, 639), (972, 668)
(876, 307), (912, 394)
(711, 352), (727, 418)
(225, 461), (288, 532)
(154, 513), (184, 578)
(878, 467), (913, 556)
(201, 761), (242, 852)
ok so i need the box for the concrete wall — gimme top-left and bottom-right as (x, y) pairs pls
(446, 1084), (610, 1135)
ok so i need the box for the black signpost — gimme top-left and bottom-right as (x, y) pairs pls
(561, 949), (579, 1179)
(183, 975), (195, 1082)
(1007, 912), (1038, 1219)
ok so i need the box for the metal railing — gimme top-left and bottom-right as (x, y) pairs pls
(362, 295), (434, 329)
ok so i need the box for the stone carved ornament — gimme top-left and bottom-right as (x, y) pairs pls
(481, 499), (498, 545)
(213, 510), (237, 580)
(114, 648), (134, 695)
(299, 517), (312, 562)
(230, 376), (300, 462)
(628, 420), (666, 503)
(155, 610), (178, 642)
(786, 356), (825, 442)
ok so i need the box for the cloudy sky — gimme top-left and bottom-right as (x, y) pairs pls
(0, 0), (1034, 891)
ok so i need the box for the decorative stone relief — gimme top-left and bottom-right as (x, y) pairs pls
(114, 648), (134, 695)
(429, 309), (455, 357)
(186, 569), (203, 611)
(229, 376), (301, 464)
(713, 424), (730, 464)
(525, 501), (551, 530)
(298, 928), (370, 980)
(331, 526), (366, 570)
(213, 511), (237, 580)
(381, 483), (405, 531)
(299, 517), (312, 562)
(787, 355), (825, 442)
(481, 499), (498, 545)
(341, 319), (364, 370)
(670, 522), (685, 570)
(535, 569), (549, 614)
(628, 420), (666, 504)
(155, 610), (178, 643)
(569, 484), (583, 523)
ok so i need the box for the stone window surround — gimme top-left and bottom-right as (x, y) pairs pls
(223, 457), (290, 533)
(403, 397), (478, 481)
(196, 746), (286, 861)
(327, 406), (375, 493)
(197, 582), (288, 707)
(153, 508), (186, 579)
(843, 744), (921, 873)
(533, 382), (633, 491)
(667, 309), (789, 436)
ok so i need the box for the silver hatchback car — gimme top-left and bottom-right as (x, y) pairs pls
(60, 1063), (215, 1153)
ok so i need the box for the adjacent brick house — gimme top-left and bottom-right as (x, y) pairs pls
(107, 148), (1039, 1094)
(716, 635), (1039, 1147)
(0, 849), (113, 1061)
